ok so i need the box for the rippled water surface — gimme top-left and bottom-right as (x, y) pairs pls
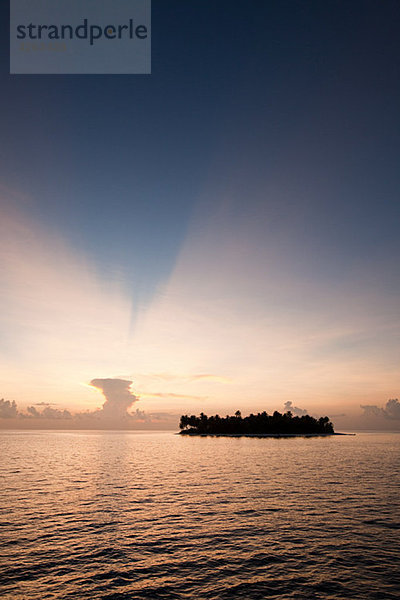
(1, 431), (399, 599)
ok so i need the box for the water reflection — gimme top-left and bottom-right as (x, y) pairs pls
(1, 432), (399, 599)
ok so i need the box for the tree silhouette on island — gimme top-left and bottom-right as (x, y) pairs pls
(179, 410), (334, 436)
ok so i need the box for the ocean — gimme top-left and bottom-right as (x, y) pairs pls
(1, 431), (399, 599)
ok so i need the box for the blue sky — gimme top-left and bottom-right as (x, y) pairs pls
(1, 1), (400, 429)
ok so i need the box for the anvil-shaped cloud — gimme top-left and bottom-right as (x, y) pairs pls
(90, 378), (138, 418)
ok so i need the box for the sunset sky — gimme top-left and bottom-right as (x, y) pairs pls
(1, 1), (400, 430)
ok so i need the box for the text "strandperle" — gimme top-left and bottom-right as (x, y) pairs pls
(16, 18), (148, 46)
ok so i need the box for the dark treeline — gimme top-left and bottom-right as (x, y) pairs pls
(179, 410), (334, 435)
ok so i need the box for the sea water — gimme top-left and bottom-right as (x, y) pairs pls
(1, 431), (399, 599)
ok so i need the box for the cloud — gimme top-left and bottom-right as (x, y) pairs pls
(361, 398), (400, 420)
(0, 398), (19, 418)
(385, 399), (400, 419)
(26, 406), (72, 419)
(283, 400), (308, 416)
(90, 378), (139, 419)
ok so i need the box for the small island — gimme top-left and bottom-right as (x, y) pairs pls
(179, 410), (335, 436)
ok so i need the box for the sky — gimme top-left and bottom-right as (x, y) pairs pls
(1, 1), (400, 430)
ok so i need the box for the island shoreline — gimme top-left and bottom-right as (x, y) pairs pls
(177, 432), (355, 437)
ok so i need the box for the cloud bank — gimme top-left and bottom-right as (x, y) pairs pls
(361, 399), (400, 421)
(26, 406), (73, 420)
(0, 379), (178, 429)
